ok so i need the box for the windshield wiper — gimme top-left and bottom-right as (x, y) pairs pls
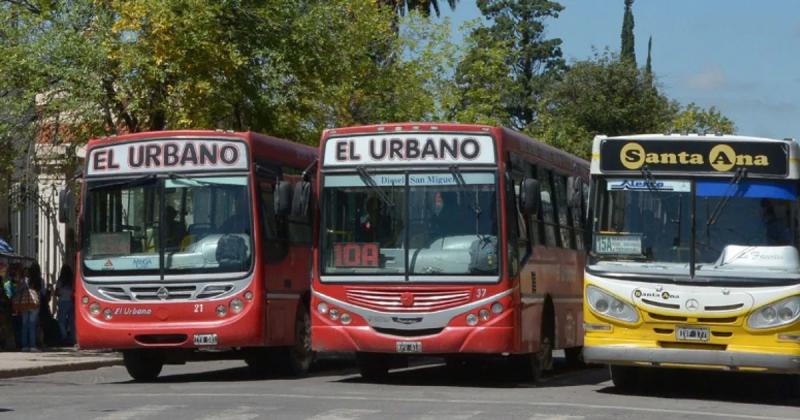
(640, 165), (658, 193)
(706, 167), (747, 227)
(449, 166), (481, 215)
(356, 166), (395, 208)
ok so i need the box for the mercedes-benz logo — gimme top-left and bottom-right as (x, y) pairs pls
(685, 298), (700, 311)
(156, 287), (169, 301)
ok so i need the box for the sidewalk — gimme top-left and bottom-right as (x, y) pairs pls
(0, 348), (122, 379)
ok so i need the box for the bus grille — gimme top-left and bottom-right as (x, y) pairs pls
(97, 284), (234, 301)
(345, 288), (471, 312)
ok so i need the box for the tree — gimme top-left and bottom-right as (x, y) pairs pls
(534, 51), (675, 158)
(670, 103), (735, 134)
(379, 0), (459, 17)
(644, 35), (653, 79)
(620, 0), (635, 64)
(454, 0), (565, 130)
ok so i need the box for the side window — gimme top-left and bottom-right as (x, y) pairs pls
(538, 166), (558, 247)
(505, 171), (520, 275)
(572, 178), (586, 250)
(553, 173), (574, 249)
(258, 179), (287, 261)
(283, 167), (312, 245)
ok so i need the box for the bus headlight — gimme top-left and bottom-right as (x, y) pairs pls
(466, 313), (479, 326)
(216, 305), (227, 317)
(89, 302), (101, 316)
(317, 302), (329, 314)
(491, 302), (504, 314)
(230, 298), (244, 314)
(747, 296), (800, 329)
(586, 286), (639, 323)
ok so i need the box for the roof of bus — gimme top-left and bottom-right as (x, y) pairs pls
(320, 123), (496, 139)
(85, 129), (317, 168)
(596, 133), (796, 143)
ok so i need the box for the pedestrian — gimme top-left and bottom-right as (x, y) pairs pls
(0, 257), (16, 350)
(13, 264), (42, 352)
(55, 265), (75, 345)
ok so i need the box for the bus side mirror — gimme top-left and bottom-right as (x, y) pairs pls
(567, 176), (583, 208)
(291, 181), (312, 220)
(58, 189), (73, 224)
(274, 181), (293, 218)
(519, 178), (541, 215)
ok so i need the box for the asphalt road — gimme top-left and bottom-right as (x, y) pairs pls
(1, 355), (798, 420)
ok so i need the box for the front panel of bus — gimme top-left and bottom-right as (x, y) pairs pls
(311, 129), (518, 354)
(584, 137), (800, 373)
(76, 137), (265, 349)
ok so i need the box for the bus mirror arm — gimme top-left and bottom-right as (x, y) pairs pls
(291, 181), (312, 220)
(520, 178), (541, 215)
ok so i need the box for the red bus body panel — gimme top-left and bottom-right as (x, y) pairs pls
(76, 130), (317, 350)
(311, 123), (588, 355)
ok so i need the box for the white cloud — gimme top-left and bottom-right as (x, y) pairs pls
(684, 66), (727, 91)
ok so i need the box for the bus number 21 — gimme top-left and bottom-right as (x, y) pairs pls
(194, 304), (204, 313)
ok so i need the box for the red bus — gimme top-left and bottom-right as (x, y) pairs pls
(67, 130), (317, 380)
(309, 123), (589, 380)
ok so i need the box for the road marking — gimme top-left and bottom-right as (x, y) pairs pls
(199, 406), (265, 420)
(91, 404), (172, 420)
(530, 414), (585, 420)
(415, 410), (483, 420)
(306, 408), (381, 420)
(106, 392), (796, 420)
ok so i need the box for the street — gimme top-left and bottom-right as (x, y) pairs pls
(1, 355), (798, 420)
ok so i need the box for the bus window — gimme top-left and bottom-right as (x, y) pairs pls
(538, 167), (558, 247)
(553, 174), (574, 249)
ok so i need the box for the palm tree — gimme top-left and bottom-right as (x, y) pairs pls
(379, 0), (459, 17)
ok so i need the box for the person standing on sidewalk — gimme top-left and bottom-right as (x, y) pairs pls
(0, 257), (16, 350)
(55, 265), (75, 345)
(13, 264), (42, 352)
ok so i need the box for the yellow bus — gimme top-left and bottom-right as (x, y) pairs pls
(583, 134), (800, 391)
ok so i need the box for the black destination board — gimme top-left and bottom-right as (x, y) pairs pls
(600, 139), (789, 176)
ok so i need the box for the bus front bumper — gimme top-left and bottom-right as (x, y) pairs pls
(584, 345), (800, 373)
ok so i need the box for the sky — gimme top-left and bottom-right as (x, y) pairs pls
(438, 0), (800, 139)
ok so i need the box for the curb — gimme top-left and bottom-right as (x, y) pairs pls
(0, 358), (123, 379)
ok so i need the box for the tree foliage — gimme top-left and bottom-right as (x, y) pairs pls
(0, 0), (454, 165)
(533, 51), (675, 158)
(379, 0), (458, 17)
(671, 103), (735, 134)
(620, 0), (635, 64)
(454, 0), (565, 130)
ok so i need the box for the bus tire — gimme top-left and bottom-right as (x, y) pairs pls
(564, 346), (585, 367)
(244, 348), (272, 376)
(609, 365), (640, 392)
(123, 349), (164, 381)
(273, 305), (314, 376)
(356, 352), (390, 381)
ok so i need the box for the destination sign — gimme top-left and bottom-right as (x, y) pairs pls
(600, 140), (788, 175)
(323, 134), (495, 167)
(87, 139), (249, 176)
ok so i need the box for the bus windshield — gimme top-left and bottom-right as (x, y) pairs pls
(590, 177), (800, 282)
(82, 176), (252, 276)
(321, 171), (498, 280)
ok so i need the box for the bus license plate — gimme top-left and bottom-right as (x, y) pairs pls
(676, 326), (709, 342)
(193, 334), (218, 346)
(396, 341), (422, 353)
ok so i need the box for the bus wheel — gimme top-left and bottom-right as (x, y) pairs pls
(514, 336), (553, 382)
(564, 346), (585, 367)
(123, 349), (164, 381)
(286, 306), (314, 375)
(244, 348), (272, 376)
(609, 365), (640, 392)
(356, 352), (390, 381)
(273, 305), (314, 376)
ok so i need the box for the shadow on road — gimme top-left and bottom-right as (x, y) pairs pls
(107, 354), (361, 384)
(596, 368), (800, 407)
(336, 357), (609, 389)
